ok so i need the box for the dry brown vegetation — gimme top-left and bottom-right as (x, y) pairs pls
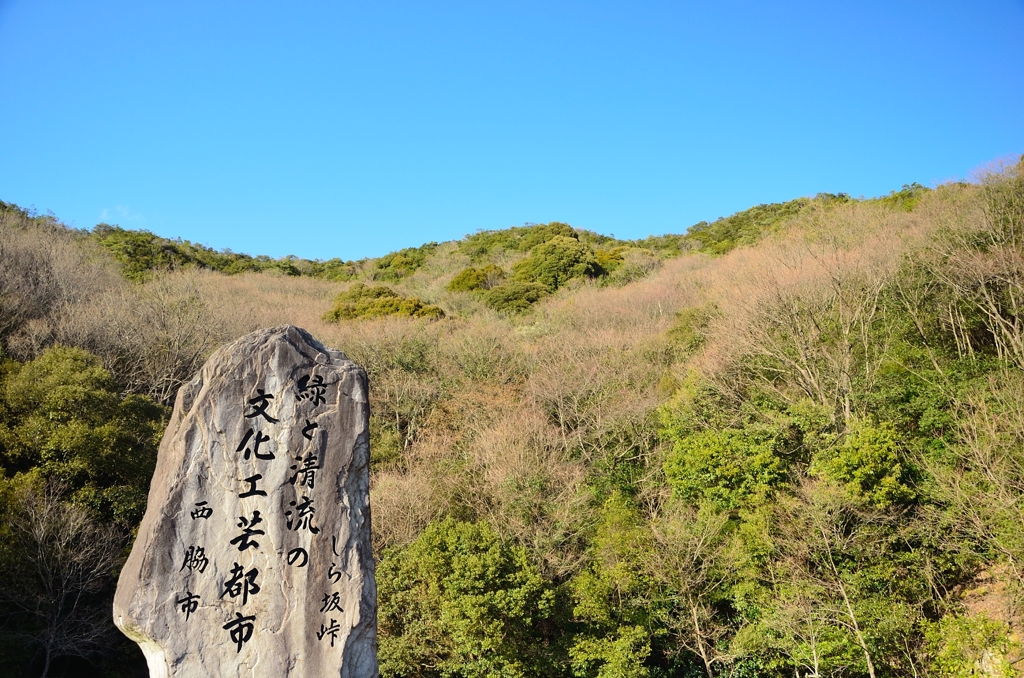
(4, 158), (1024, 676)
(0, 167), (1009, 564)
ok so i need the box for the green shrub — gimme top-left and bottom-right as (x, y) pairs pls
(456, 222), (686, 263)
(483, 281), (549, 314)
(92, 224), (196, 281)
(512, 236), (599, 292)
(593, 246), (628, 275)
(517, 222), (577, 251)
(811, 420), (916, 508)
(626, 233), (687, 258)
(323, 283), (444, 321)
(377, 518), (555, 678)
(310, 258), (359, 281)
(923, 614), (1021, 677)
(92, 224), (308, 280)
(458, 222), (580, 259)
(449, 267), (486, 292)
(448, 264), (506, 292)
(0, 346), (166, 524)
(373, 244), (438, 281)
(91, 225), (434, 283)
(663, 427), (789, 509)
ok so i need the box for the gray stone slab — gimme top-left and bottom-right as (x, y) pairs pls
(114, 325), (378, 677)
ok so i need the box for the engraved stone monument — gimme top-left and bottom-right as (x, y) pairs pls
(114, 325), (378, 677)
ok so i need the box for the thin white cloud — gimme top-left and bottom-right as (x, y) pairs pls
(99, 205), (146, 226)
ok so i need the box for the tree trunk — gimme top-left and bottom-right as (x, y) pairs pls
(821, 526), (876, 678)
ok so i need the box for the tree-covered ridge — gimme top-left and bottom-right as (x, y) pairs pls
(82, 190), (877, 290)
(89, 223), (359, 281)
(86, 217), (703, 316)
(5, 161), (1024, 677)
(6, 182), (931, 288)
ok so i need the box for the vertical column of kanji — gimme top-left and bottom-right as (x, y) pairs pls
(219, 387), (279, 655)
(287, 373), (347, 652)
(172, 500), (213, 626)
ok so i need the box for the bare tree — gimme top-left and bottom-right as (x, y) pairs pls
(931, 374), (1024, 598)
(60, 270), (246, 403)
(647, 502), (733, 677)
(773, 481), (898, 678)
(0, 208), (121, 355)
(0, 484), (124, 678)
(716, 206), (903, 427)
(927, 161), (1024, 370)
(774, 589), (833, 678)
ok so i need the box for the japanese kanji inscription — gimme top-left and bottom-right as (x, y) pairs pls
(114, 326), (378, 677)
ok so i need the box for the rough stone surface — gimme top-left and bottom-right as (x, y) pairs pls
(114, 326), (378, 678)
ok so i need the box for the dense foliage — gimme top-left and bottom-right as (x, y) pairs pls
(0, 346), (164, 677)
(2, 159), (1024, 676)
(448, 264), (506, 292)
(683, 197), (818, 255)
(0, 347), (165, 524)
(378, 519), (556, 677)
(92, 224), (311, 280)
(324, 283), (445, 321)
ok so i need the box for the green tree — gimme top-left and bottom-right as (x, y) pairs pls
(570, 494), (660, 678)
(512, 236), (599, 292)
(663, 427), (789, 510)
(811, 420), (916, 508)
(377, 518), (556, 678)
(0, 347), (166, 525)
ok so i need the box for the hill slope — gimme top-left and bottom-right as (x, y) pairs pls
(1, 164), (1023, 677)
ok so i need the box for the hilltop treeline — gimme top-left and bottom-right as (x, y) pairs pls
(82, 196), (843, 282)
(0, 164), (1022, 677)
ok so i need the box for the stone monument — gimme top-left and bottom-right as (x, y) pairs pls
(114, 326), (378, 677)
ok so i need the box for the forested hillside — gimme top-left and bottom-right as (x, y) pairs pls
(1, 160), (1022, 677)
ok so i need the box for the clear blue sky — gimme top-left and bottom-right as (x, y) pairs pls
(2, 1), (1023, 260)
